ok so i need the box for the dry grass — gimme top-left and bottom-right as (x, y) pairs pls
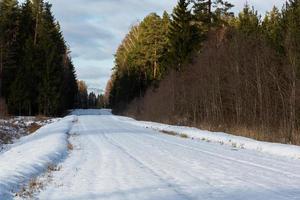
(15, 178), (43, 198)
(15, 164), (61, 198)
(160, 130), (177, 136)
(48, 164), (61, 172)
(160, 130), (189, 139)
(29, 178), (43, 190)
(179, 133), (189, 138)
(196, 123), (296, 145)
(67, 142), (74, 151)
(35, 115), (49, 121)
(27, 123), (42, 134)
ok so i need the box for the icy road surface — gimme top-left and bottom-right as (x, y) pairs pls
(36, 111), (300, 200)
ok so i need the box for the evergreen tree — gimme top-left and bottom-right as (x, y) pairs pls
(213, 0), (234, 25)
(169, 0), (200, 70)
(77, 80), (88, 109)
(6, 0), (78, 116)
(0, 0), (19, 99)
(37, 3), (65, 115)
(262, 6), (284, 53)
(88, 92), (97, 108)
(193, 0), (212, 26)
(284, 0), (300, 74)
(8, 0), (38, 115)
(139, 13), (170, 80)
(62, 57), (78, 111)
(8, 38), (36, 115)
(237, 4), (261, 36)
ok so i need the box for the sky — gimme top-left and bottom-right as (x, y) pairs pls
(29, 0), (286, 94)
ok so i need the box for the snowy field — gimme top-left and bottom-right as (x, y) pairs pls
(1, 109), (300, 199)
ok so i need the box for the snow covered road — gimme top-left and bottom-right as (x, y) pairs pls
(35, 111), (300, 200)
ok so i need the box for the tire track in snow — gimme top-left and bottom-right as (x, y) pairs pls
(102, 132), (195, 200)
(107, 119), (299, 199)
(142, 133), (300, 179)
(107, 129), (294, 200)
(135, 133), (296, 200)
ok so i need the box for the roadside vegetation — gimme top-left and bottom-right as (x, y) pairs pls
(106, 0), (300, 145)
(0, 116), (55, 151)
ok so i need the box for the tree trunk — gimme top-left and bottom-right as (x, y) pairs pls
(34, 3), (40, 46)
(0, 44), (3, 98)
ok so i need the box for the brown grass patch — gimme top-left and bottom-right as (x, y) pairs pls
(29, 178), (43, 190)
(160, 130), (189, 139)
(48, 164), (61, 172)
(67, 143), (74, 151)
(27, 123), (42, 134)
(180, 133), (189, 138)
(15, 178), (44, 198)
(35, 115), (49, 121)
(160, 130), (177, 136)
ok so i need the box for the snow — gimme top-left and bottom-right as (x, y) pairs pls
(123, 119), (300, 159)
(0, 116), (60, 152)
(71, 109), (112, 116)
(37, 110), (300, 200)
(0, 115), (76, 199)
(1, 109), (300, 200)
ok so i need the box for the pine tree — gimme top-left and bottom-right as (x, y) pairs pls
(213, 0), (234, 25)
(62, 56), (78, 110)
(237, 4), (261, 36)
(0, 0), (19, 99)
(159, 11), (171, 77)
(169, 0), (200, 70)
(37, 3), (65, 115)
(193, 0), (212, 26)
(8, 0), (40, 116)
(8, 38), (36, 115)
(7, 0), (78, 116)
(77, 80), (88, 109)
(139, 13), (170, 80)
(262, 6), (284, 53)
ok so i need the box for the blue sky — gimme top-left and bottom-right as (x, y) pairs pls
(34, 0), (285, 93)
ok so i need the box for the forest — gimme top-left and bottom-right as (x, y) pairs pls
(0, 0), (78, 116)
(106, 0), (300, 145)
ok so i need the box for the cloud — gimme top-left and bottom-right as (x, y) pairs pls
(43, 0), (175, 91)
(32, 0), (285, 92)
(230, 0), (286, 14)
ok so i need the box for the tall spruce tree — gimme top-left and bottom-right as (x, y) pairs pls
(169, 0), (200, 70)
(7, 0), (78, 116)
(62, 56), (78, 111)
(213, 0), (234, 25)
(8, 38), (36, 115)
(8, 0), (39, 115)
(193, 0), (212, 26)
(38, 3), (66, 115)
(192, 0), (234, 33)
(0, 0), (19, 99)
(237, 4), (261, 36)
(262, 6), (284, 53)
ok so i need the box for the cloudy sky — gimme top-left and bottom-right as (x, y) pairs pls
(40, 0), (285, 93)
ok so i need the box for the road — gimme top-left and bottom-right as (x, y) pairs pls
(37, 113), (300, 200)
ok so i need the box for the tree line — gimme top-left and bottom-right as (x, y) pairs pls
(77, 80), (107, 109)
(107, 0), (300, 144)
(0, 0), (78, 116)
